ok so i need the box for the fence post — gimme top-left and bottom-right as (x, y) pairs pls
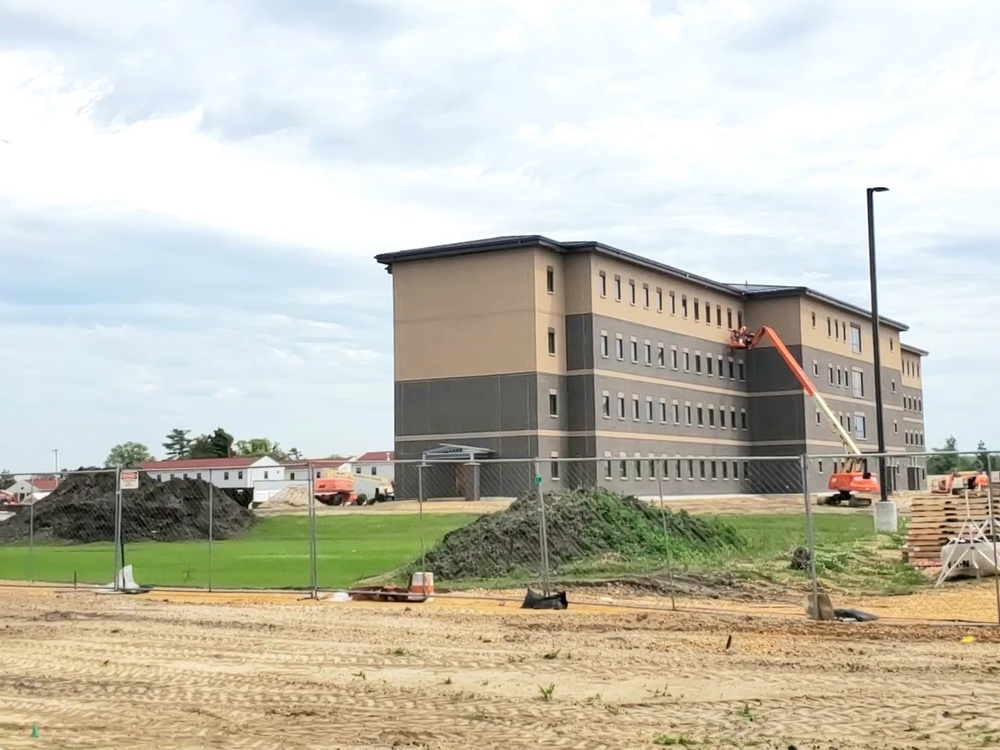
(417, 463), (427, 576)
(987, 453), (1000, 626)
(113, 469), (123, 592)
(533, 458), (551, 596)
(208, 481), (214, 592)
(308, 461), (317, 598)
(800, 455), (820, 617)
(28, 500), (34, 586)
(655, 458), (677, 611)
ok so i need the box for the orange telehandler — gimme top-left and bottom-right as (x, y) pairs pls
(930, 471), (989, 496)
(730, 325), (877, 507)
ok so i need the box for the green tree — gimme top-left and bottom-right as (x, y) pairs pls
(188, 427), (235, 459)
(104, 442), (153, 469)
(235, 438), (288, 461)
(162, 428), (192, 459)
(1, 469), (14, 488)
(287, 447), (303, 461)
(926, 436), (979, 475)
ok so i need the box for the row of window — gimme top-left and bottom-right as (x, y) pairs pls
(903, 394), (923, 413)
(598, 331), (747, 381)
(904, 358), (921, 378)
(155, 470), (249, 481)
(905, 430), (925, 447)
(546, 456), (925, 482)
(601, 391), (749, 430)
(812, 312), (865, 354)
(594, 268), (745, 329)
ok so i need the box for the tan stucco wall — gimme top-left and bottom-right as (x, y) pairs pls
(901, 351), (923, 387)
(799, 298), (905, 366)
(393, 249), (539, 381)
(588, 256), (742, 347)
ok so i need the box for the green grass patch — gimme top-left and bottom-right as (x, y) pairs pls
(0, 513), (477, 589)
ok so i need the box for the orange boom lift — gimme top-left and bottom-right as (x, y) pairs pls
(730, 325), (877, 508)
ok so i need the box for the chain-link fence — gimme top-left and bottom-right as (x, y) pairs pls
(2, 454), (999, 623)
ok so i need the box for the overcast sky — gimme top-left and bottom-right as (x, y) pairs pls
(1, 0), (997, 471)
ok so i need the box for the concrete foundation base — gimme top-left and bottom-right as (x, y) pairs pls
(873, 500), (899, 534)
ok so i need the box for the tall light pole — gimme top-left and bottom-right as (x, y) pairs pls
(867, 187), (889, 505)
(53, 448), (59, 473)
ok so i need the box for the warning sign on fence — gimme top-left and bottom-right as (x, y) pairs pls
(120, 470), (139, 490)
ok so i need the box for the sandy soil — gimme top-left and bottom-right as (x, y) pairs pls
(3, 586), (1000, 749)
(256, 494), (915, 517)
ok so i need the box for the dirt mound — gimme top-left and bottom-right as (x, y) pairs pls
(263, 486), (309, 509)
(0, 471), (255, 543)
(418, 488), (746, 580)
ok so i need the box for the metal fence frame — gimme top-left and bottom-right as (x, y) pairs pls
(2, 451), (998, 624)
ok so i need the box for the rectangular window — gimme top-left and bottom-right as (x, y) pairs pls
(672, 402), (680, 423)
(740, 408), (748, 430)
(727, 308), (733, 329)
(738, 360), (746, 381)
(675, 460), (682, 480)
(657, 345), (665, 367)
(546, 265), (554, 293)
(835, 320), (840, 339)
(681, 295), (688, 318)
(718, 354), (724, 376)
(688, 460), (695, 480)
(711, 461), (718, 479)
(728, 357), (735, 379)
(818, 460), (823, 473)
(630, 339), (639, 363)
(699, 460), (706, 480)
(635, 458), (642, 479)
(851, 369), (864, 398)
(617, 395), (626, 419)
(599, 271), (607, 297)
(811, 312), (816, 328)
(646, 399), (654, 422)
(716, 304), (722, 327)
(671, 347), (678, 369)
(548, 390), (558, 416)
(812, 360), (819, 376)
(707, 356), (714, 376)
(683, 350), (691, 372)
(828, 364), (834, 384)
(854, 414), (867, 439)
(730, 406), (737, 428)
(550, 452), (559, 479)
(604, 456), (613, 479)
(737, 310), (743, 328)
(600, 332), (609, 358)
(660, 401), (668, 423)
(836, 367), (842, 387)
(616, 335), (624, 360)
(708, 406), (715, 427)
(893, 420), (898, 434)
(891, 379), (896, 393)
(685, 404), (692, 425)
(827, 317), (832, 337)
(547, 328), (556, 355)
(656, 288), (663, 311)
(620, 460), (628, 479)
(632, 396), (640, 420)
(614, 275), (622, 300)
(850, 323), (862, 353)
(223, 471), (230, 480)
(695, 353), (702, 374)
(816, 410), (821, 425)
(602, 393), (611, 418)
(644, 342), (652, 365)
(238, 471), (244, 480)
(643, 283), (650, 308)
(629, 279), (636, 305)
(670, 291), (676, 314)
(697, 406), (704, 426)
(694, 299), (700, 321)
(649, 458), (656, 479)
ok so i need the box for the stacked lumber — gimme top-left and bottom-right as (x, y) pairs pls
(904, 494), (999, 566)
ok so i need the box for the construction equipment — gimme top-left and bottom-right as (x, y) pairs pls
(930, 471), (989, 496)
(313, 473), (395, 506)
(729, 325), (877, 507)
(314, 475), (357, 506)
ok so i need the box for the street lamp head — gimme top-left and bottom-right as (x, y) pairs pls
(869, 187), (889, 193)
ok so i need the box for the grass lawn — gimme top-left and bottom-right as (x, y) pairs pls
(0, 513), (479, 590)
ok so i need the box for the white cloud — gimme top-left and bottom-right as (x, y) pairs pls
(0, 0), (998, 467)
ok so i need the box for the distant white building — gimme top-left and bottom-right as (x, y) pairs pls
(282, 457), (351, 482)
(340, 451), (395, 482)
(3, 477), (59, 502)
(140, 456), (284, 489)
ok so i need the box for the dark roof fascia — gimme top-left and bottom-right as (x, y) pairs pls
(375, 235), (739, 295)
(732, 285), (909, 332)
(374, 235), (910, 331)
(901, 343), (929, 356)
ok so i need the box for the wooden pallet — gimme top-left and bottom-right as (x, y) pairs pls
(904, 495), (998, 564)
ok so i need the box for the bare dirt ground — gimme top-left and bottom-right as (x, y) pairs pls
(258, 494), (913, 517)
(3, 586), (1000, 749)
